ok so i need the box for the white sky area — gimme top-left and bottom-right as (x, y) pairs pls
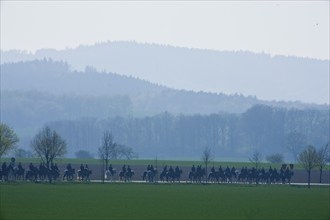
(1, 1), (329, 60)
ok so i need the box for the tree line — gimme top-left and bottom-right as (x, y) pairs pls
(1, 122), (329, 186)
(47, 105), (329, 160)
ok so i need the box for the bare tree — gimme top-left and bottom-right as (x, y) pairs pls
(298, 145), (318, 188)
(117, 144), (138, 160)
(316, 142), (329, 183)
(31, 126), (67, 174)
(249, 150), (263, 169)
(266, 153), (284, 164)
(98, 131), (116, 181)
(0, 123), (19, 159)
(201, 147), (213, 182)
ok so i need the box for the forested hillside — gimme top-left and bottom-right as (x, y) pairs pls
(1, 60), (328, 160)
(2, 41), (329, 104)
(48, 105), (329, 160)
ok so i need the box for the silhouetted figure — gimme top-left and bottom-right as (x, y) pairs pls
(18, 162), (23, 171)
(80, 164), (84, 172)
(191, 165), (196, 173)
(67, 163), (72, 171)
(29, 163), (34, 171)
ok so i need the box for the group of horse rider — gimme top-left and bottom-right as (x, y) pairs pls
(0, 157), (93, 182)
(1, 157), (294, 184)
(1, 158), (25, 178)
(121, 164), (132, 173)
(162, 165), (181, 174)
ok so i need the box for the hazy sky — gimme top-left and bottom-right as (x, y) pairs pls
(1, 1), (329, 60)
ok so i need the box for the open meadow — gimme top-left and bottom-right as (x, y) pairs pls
(1, 182), (329, 220)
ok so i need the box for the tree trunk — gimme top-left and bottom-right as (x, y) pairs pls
(102, 159), (105, 183)
(307, 170), (311, 188)
(46, 160), (52, 183)
(206, 164), (208, 183)
(319, 168), (323, 183)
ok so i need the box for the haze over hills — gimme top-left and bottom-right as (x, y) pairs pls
(1, 41), (329, 104)
(1, 60), (329, 159)
(1, 59), (326, 121)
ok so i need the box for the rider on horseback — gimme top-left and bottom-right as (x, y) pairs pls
(127, 165), (132, 173)
(18, 162), (24, 172)
(85, 164), (89, 171)
(197, 165), (201, 174)
(122, 165), (126, 173)
(191, 165), (196, 173)
(225, 166), (230, 174)
(211, 166), (215, 173)
(39, 163), (45, 172)
(67, 163), (72, 172)
(2, 162), (7, 172)
(29, 163), (34, 171)
(80, 164), (85, 172)
(109, 164), (114, 174)
(268, 166), (273, 174)
(169, 166), (174, 174)
(9, 157), (16, 170)
(163, 165), (168, 173)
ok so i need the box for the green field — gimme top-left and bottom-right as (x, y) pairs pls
(1, 183), (329, 220)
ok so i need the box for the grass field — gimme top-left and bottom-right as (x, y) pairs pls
(1, 183), (329, 220)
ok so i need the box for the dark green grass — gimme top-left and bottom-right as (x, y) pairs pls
(1, 183), (329, 220)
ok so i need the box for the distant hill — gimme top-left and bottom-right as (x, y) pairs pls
(1, 60), (329, 159)
(1, 41), (329, 104)
(1, 60), (326, 122)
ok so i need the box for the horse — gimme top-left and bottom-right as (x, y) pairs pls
(189, 168), (206, 183)
(208, 171), (220, 183)
(119, 170), (134, 182)
(269, 169), (280, 184)
(63, 169), (75, 181)
(160, 170), (168, 182)
(280, 167), (294, 184)
(78, 169), (92, 181)
(125, 170), (134, 182)
(105, 169), (116, 181)
(7, 165), (18, 181)
(173, 168), (182, 182)
(142, 169), (157, 183)
(25, 167), (39, 182)
(50, 168), (60, 181)
(38, 166), (50, 182)
(1, 168), (9, 182)
(16, 167), (25, 181)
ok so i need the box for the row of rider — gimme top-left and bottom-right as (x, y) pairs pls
(121, 165), (132, 173)
(28, 162), (60, 172)
(1, 158), (24, 173)
(1, 158), (61, 174)
(79, 164), (89, 172)
(162, 165), (180, 174)
(190, 165), (204, 173)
